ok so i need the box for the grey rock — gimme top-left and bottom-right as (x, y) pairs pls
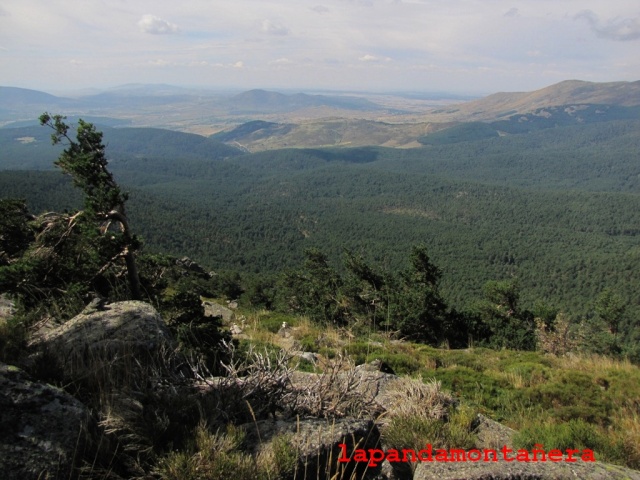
(278, 322), (291, 337)
(356, 359), (396, 375)
(413, 455), (640, 480)
(473, 413), (517, 450)
(203, 300), (234, 322)
(81, 295), (107, 315)
(33, 301), (177, 390)
(294, 351), (319, 364)
(176, 256), (208, 275)
(0, 363), (91, 480)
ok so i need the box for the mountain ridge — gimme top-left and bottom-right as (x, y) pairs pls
(2, 79), (639, 149)
(446, 79), (640, 120)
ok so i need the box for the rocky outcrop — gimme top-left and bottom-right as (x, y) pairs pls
(473, 413), (517, 450)
(0, 363), (91, 480)
(413, 455), (640, 480)
(32, 300), (177, 390)
(203, 300), (234, 322)
(176, 256), (210, 276)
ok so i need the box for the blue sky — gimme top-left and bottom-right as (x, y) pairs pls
(1, 0), (639, 94)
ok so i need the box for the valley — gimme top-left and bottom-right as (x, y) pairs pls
(1, 78), (639, 348)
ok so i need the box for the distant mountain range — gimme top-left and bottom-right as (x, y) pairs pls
(436, 79), (640, 121)
(3, 79), (639, 120)
(0, 85), (390, 124)
(210, 80), (640, 150)
(1, 79), (639, 149)
(226, 89), (384, 113)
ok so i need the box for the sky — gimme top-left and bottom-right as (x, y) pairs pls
(1, 0), (639, 95)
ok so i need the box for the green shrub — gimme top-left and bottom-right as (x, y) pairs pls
(155, 424), (256, 480)
(514, 419), (627, 465)
(374, 352), (421, 375)
(269, 434), (299, 478)
(503, 362), (550, 386)
(383, 408), (476, 452)
(258, 313), (298, 333)
(0, 316), (25, 363)
(517, 371), (612, 425)
(296, 357), (318, 373)
(161, 289), (231, 375)
(344, 341), (384, 365)
(431, 366), (511, 412)
(318, 346), (337, 359)
(299, 334), (319, 353)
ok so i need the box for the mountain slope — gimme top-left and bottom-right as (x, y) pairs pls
(442, 79), (640, 121)
(227, 89), (385, 113)
(211, 118), (450, 151)
(0, 125), (244, 170)
(0, 87), (77, 122)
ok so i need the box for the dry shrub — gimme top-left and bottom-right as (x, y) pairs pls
(556, 352), (635, 373)
(291, 356), (379, 419)
(381, 378), (476, 460)
(613, 405), (640, 468)
(207, 343), (380, 422)
(536, 313), (578, 356)
(384, 377), (455, 421)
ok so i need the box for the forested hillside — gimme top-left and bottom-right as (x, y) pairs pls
(1, 117), (639, 333)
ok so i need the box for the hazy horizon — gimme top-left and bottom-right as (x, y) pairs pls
(1, 1), (639, 95)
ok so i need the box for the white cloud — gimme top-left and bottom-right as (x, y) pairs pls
(311, 5), (330, 14)
(149, 59), (172, 66)
(358, 54), (391, 62)
(504, 8), (519, 18)
(138, 14), (179, 35)
(262, 19), (289, 36)
(2, 0), (640, 93)
(575, 10), (640, 41)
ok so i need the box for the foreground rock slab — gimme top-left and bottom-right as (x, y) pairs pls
(0, 363), (91, 480)
(34, 301), (176, 389)
(413, 455), (640, 480)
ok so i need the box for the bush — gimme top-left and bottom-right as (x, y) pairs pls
(155, 424), (257, 480)
(514, 419), (627, 466)
(0, 316), (25, 363)
(257, 312), (298, 334)
(517, 371), (612, 425)
(432, 366), (511, 412)
(383, 407), (477, 453)
(160, 289), (230, 375)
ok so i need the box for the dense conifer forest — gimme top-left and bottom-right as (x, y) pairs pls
(1, 116), (639, 358)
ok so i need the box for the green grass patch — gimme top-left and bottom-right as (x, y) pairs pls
(515, 371), (613, 425)
(429, 366), (512, 413)
(514, 419), (628, 466)
(256, 312), (300, 333)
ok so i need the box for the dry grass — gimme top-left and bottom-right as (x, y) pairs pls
(612, 405), (640, 467)
(555, 352), (636, 374)
(493, 368), (548, 389)
(383, 377), (455, 421)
